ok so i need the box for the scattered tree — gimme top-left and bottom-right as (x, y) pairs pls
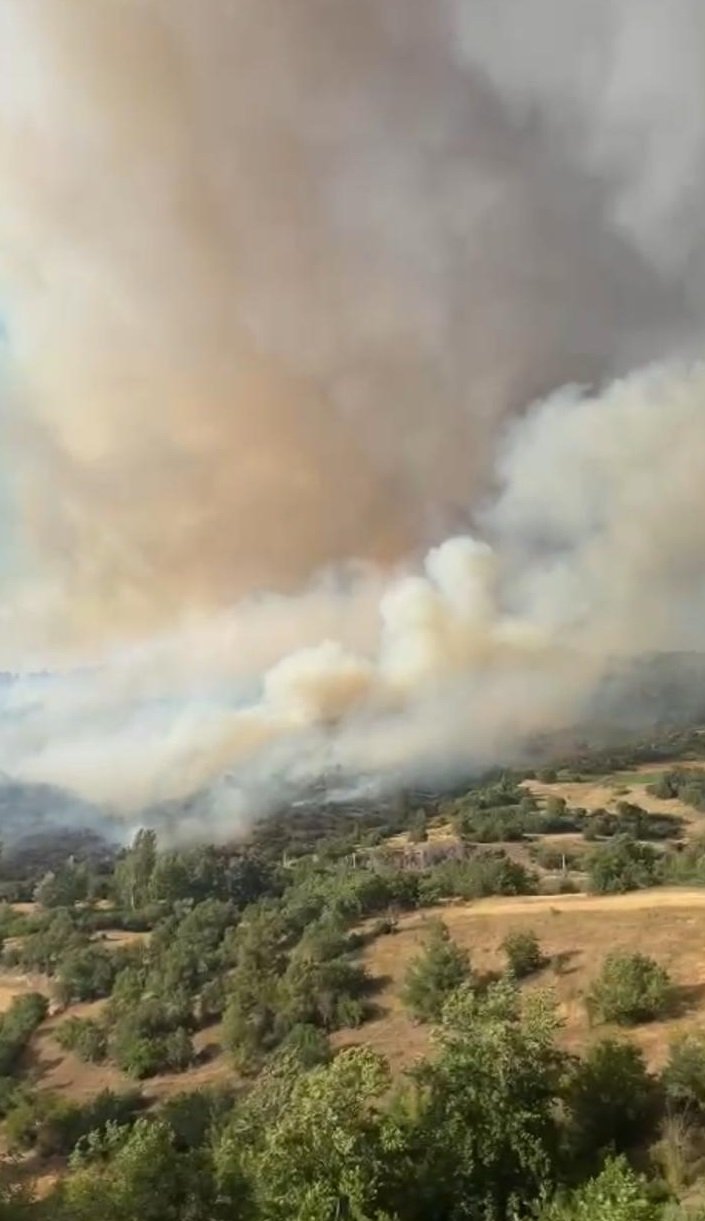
(401, 919), (471, 1022)
(587, 952), (673, 1026)
(502, 928), (543, 978)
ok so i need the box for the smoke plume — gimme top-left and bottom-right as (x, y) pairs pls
(0, 2), (703, 832)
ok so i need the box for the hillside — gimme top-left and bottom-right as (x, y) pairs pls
(1, 729), (705, 1216)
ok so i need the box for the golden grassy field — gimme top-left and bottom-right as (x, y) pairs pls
(333, 889), (705, 1074)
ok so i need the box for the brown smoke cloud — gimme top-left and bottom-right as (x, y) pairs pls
(0, 0), (699, 656)
(0, 3), (703, 833)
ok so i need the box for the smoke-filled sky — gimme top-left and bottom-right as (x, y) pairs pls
(0, 1), (703, 830)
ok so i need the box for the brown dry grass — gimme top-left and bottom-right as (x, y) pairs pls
(28, 1005), (233, 1105)
(524, 763), (705, 835)
(332, 888), (705, 1076)
(0, 972), (50, 1014)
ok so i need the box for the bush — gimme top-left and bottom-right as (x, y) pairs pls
(279, 1023), (332, 1068)
(55, 945), (118, 1005)
(502, 929), (543, 979)
(418, 852), (537, 905)
(587, 952), (673, 1026)
(564, 1040), (657, 1159)
(538, 1156), (660, 1220)
(401, 919), (470, 1022)
(651, 768), (705, 810)
(0, 993), (48, 1075)
(159, 1086), (234, 1151)
(110, 1004), (195, 1079)
(662, 1031), (705, 1113)
(55, 1017), (107, 1063)
(5, 1088), (143, 1156)
(587, 836), (660, 894)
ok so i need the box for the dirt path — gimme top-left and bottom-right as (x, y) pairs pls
(442, 886), (705, 919)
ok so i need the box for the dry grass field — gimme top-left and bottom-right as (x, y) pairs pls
(525, 763), (705, 834)
(333, 888), (705, 1075)
(21, 887), (705, 1108)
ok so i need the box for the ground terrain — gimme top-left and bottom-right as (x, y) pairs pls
(4, 753), (705, 1201)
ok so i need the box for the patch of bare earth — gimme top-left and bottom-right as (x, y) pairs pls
(332, 888), (705, 1075)
(0, 972), (51, 1014)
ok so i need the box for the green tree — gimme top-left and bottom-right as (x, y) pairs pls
(114, 830), (157, 912)
(0, 994), (48, 1076)
(55, 1017), (107, 1063)
(215, 1047), (398, 1221)
(502, 929), (543, 979)
(538, 1156), (659, 1221)
(401, 980), (564, 1219)
(663, 1031), (705, 1114)
(400, 919), (471, 1022)
(564, 1039), (657, 1159)
(55, 945), (117, 1005)
(587, 952), (673, 1026)
(587, 836), (659, 894)
(55, 1118), (228, 1221)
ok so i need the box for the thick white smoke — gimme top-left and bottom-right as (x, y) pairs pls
(0, 3), (703, 833)
(1, 361), (703, 832)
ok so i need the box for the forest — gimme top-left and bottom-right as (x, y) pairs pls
(0, 727), (705, 1217)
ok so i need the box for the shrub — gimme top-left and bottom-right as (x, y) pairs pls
(651, 768), (705, 810)
(502, 929), (543, 979)
(545, 795), (567, 819)
(401, 919), (470, 1022)
(162, 1027), (195, 1073)
(0, 993), (48, 1075)
(538, 1155), (660, 1220)
(5, 1088), (143, 1157)
(564, 1039), (657, 1159)
(662, 1031), (705, 1113)
(408, 812), (428, 844)
(587, 836), (660, 894)
(55, 945), (118, 1005)
(159, 1086), (234, 1151)
(279, 1023), (332, 1069)
(418, 852), (537, 905)
(587, 952), (673, 1026)
(110, 1006), (195, 1079)
(55, 1017), (107, 1063)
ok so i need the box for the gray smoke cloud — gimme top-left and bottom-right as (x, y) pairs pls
(0, 1), (703, 833)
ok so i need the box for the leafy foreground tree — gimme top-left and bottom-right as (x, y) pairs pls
(54, 1118), (234, 1221)
(215, 980), (566, 1221)
(663, 1031), (705, 1115)
(400, 980), (565, 1220)
(10, 979), (705, 1221)
(564, 1039), (658, 1162)
(400, 919), (471, 1022)
(215, 1047), (400, 1221)
(537, 1156), (659, 1221)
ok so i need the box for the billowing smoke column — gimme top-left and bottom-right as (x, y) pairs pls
(0, 2), (704, 832)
